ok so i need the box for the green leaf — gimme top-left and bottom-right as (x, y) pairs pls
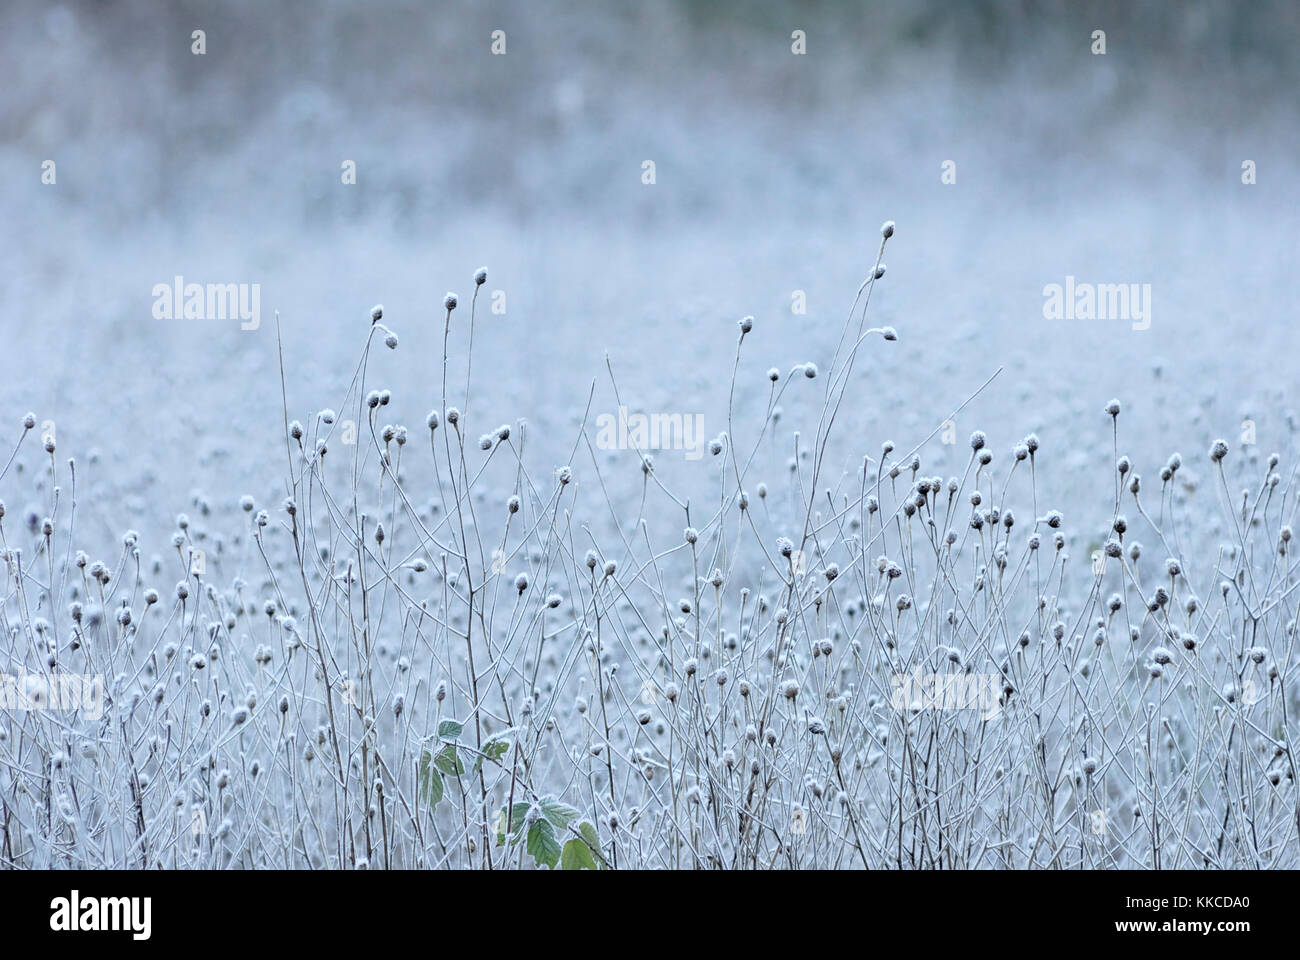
(495, 803), (531, 845)
(579, 821), (602, 856)
(474, 737), (512, 773)
(418, 751), (444, 807)
(540, 796), (580, 829)
(433, 743), (464, 776)
(561, 836), (599, 870)
(438, 719), (464, 739)
(526, 819), (562, 869)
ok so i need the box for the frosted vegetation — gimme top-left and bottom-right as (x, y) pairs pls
(2, 222), (1297, 869)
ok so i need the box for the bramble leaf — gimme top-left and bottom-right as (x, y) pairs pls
(433, 743), (464, 776)
(475, 736), (512, 772)
(495, 802), (531, 845)
(561, 836), (599, 870)
(438, 719), (464, 739)
(526, 819), (561, 868)
(540, 796), (580, 829)
(418, 751), (444, 806)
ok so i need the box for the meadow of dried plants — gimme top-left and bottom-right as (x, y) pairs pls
(3, 218), (1297, 870)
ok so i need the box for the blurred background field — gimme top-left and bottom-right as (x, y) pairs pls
(1, 0), (1297, 547)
